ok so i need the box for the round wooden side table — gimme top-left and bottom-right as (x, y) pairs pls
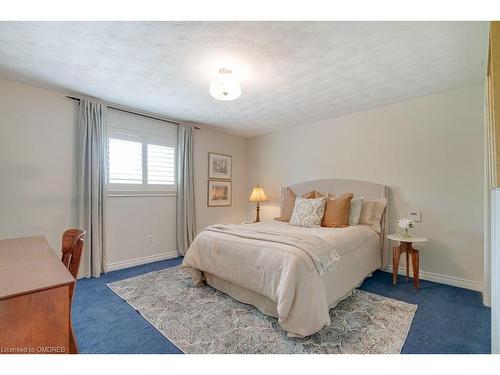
(387, 234), (428, 290)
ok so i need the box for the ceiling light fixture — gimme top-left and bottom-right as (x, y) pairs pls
(209, 68), (241, 101)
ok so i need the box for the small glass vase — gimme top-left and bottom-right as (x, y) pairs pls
(402, 228), (410, 238)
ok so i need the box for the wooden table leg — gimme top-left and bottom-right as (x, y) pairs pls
(410, 248), (420, 290)
(69, 319), (78, 354)
(392, 245), (401, 285)
(405, 250), (410, 281)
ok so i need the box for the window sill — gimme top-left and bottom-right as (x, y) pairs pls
(106, 191), (177, 198)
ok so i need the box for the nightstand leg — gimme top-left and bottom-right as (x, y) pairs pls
(392, 245), (401, 285)
(405, 251), (410, 281)
(411, 249), (420, 290)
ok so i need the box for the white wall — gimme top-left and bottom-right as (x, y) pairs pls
(194, 124), (250, 231)
(105, 195), (178, 270)
(248, 84), (485, 290)
(0, 77), (249, 271)
(0, 78), (77, 255)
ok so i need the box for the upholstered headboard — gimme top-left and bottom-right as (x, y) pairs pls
(287, 178), (390, 269)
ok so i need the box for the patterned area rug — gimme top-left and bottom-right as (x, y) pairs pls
(107, 267), (417, 354)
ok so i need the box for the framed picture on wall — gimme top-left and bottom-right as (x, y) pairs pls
(207, 180), (232, 207)
(208, 152), (232, 180)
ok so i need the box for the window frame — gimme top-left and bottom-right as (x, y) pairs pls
(106, 127), (177, 197)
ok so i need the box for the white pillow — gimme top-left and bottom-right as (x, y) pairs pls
(348, 197), (364, 226)
(290, 197), (327, 228)
(359, 198), (387, 233)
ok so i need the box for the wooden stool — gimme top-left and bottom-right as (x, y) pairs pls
(387, 234), (428, 290)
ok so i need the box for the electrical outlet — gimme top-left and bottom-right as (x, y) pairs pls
(147, 234), (153, 244)
(407, 211), (422, 222)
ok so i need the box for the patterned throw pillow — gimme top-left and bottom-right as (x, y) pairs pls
(290, 197), (327, 228)
(275, 188), (317, 222)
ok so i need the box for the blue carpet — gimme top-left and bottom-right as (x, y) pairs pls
(72, 258), (491, 354)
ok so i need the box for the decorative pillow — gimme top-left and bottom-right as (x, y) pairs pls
(359, 198), (387, 233)
(321, 193), (353, 228)
(275, 188), (316, 222)
(302, 190), (316, 199)
(290, 197), (327, 228)
(313, 191), (324, 198)
(348, 197), (364, 226)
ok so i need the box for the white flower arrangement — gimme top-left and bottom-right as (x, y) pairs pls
(397, 218), (415, 237)
(397, 218), (415, 230)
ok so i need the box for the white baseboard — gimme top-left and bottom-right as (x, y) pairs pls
(384, 265), (483, 292)
(106, 250), (179, 272)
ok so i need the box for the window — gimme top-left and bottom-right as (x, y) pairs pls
(147, 144), (175, 185)
(108, 138), (143, 184)
(107, 110), (177, 195)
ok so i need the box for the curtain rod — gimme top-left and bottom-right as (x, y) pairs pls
(66, 96), (200, 129)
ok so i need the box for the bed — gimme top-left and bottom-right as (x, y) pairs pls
(182, 178), (390, 337)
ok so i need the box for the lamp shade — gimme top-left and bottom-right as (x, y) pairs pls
(249, 185), (268, 202)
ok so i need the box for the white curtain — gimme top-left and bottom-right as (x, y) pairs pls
(77, 99), (106, 277)
(176, 123), (196, 256)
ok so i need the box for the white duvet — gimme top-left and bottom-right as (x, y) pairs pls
(182, 220), (378, 337)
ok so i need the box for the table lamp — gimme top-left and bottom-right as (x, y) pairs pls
(249, 185), (268, 222)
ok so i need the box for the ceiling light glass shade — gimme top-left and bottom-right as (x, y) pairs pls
(209, 68), (241, 101)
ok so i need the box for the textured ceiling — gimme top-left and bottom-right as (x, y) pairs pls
(0, 22), (489, 137)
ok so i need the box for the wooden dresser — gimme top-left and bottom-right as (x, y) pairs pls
(0, 236), (75, 354)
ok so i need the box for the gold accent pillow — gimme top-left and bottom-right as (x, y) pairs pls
(321, 193), (353, 228)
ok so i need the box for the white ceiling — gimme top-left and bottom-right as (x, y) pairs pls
(0, 22), (489, 137)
